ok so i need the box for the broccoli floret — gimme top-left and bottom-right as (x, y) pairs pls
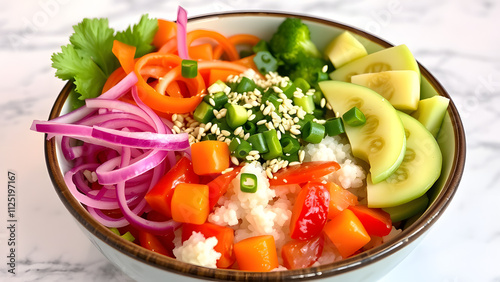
(269, 18), (322, 65)
(288, 57), (329, 86)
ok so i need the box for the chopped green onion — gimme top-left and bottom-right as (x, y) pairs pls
(280, 81), (297, 99)
(253, 51), (278, 75)
(240, 173), (258, 193)
(203, 91), (228, 110)
(262, 129), (282, 160)
(239, 49), (254, 58)
(257, 123), (268, 133)
(201, 134), (217, 141)
(280, 152), (299, 163)
(229, 137), (242, 152)
(302, 121), (325, 144)
(193, 101), (215, 123)
(243, 122), (257, 135)
(121, 231), (135, 242)
(247, 133), (269, 154)
(343, 106), (366, 126)
(234, 140), (252, 158)
(110, 227), (120, 236)
(294, 94), (315, 114)
(313, 71), (329, 83)
(313, 90), (325, 106)
(280, 135), (301, 155)
(226, 103), (248, 129)
(248, 110), (264, 124)
(296, 113), (315, 129)
(312, 108), (326, 119)
(325, 117), (345, 136)
(294, 78), (310, 93)
(181, 59), (198, 78)
(262, 93), (281, 112)
(236, 76), (257, 93)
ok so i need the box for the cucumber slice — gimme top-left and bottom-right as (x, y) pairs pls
(382, 194), (429, 223)
(324, 31), (368, 68)
(319, 80), (406, 184)
(411, 95), (450, 138)
(367, 111), (442, 208)
(351, 70), (420, 111)
(329, 44), (420, 83)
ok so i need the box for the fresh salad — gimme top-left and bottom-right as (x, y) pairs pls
(32, 7), (449, 271)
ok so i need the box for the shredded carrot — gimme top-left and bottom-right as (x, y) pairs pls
(153, 19), (177, 49)
(102, 66), (127, 93)
(213, 34), (260, 60)
(189, 43), (214, 61)
(112, 40), (136, 74)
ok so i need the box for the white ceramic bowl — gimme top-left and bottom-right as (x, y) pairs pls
(45, 11), (466, 281)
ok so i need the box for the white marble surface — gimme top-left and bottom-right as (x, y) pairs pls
(1, 0), (498, 281)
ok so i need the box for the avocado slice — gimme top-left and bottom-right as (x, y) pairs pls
(324, 31), (368, 68)
(329, 44), (420, 83)
(411, 95), (450, 138)
(350, 70), (420, 111)
(366, 111), (442, 208)
(319, 80), (406, 184)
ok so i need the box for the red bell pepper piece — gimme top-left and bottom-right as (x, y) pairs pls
(269, 161), (341, 186)
(207, 167), (241, 210)
(348, 205), (392, 237)
(289, 181), (330, 241)
(281, 235), (325, 270)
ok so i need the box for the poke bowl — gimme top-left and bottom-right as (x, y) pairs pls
(39, 10), (465, 282)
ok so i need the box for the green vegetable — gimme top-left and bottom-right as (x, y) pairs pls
(204, 91), (229, 110)
(235, 140), (253, 158)
(343, 106), (366, 126)
(293, 94), (315, 114)
(252, 39), (270, 53)
(243, 122), (257, 135)
(253, 51), (278, 75)
(269, 18), (322, 65)
(324, 117), (345, 136)
(240, 173), (258, 193)
(110, 227), (135, 242)
(247, 133), (269, 154)
(226, 103), (248, 129)
(236, 76), (257, 93)
(229, 137), (243, 152)
(293, 77), (310, 93)
(262, 129), (282, 160)
(280, 135), (300, 155)
(181, 59), (198, 78)
(288, 57), (328, 86)
(193, 101), (215, 124)
(51, 15), (158, 109)
(301, 121), (325, 144)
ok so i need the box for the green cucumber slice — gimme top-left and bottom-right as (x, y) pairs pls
(329, 44), (420, 83)
(351, 70), (420, 111)
(367, 111), (442, 208)
(382, 194), (429, 223)
(319, 80), (406, 184)
(411, 95), (450, 138)
(324, 31), (368, 68)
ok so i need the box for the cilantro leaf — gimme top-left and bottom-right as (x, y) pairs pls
(69, 18), (119, 77)
(115, 14), (158, 58)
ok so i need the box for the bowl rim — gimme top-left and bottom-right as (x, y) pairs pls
(44, 10), (466, 281)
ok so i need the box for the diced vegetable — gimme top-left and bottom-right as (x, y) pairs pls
(247, 133), (269, 154)
(138, 229), (175, 258)
(343, 106), (366, 126)
(327, 182), (358, 219)
(262, 129), (283, 160)
(193, 101), (215, 124)
(348, 205), (392, 237)
(233, 235), (279, 272)
(240, 173), (258, 193)
(207, 167), (241, 210)
(281, 235), (324, 270)
(253, 51), (278, 74)
(182, 222), (235, 268)
(170, 183), (209, 224)
(181, 59), (198, 78)
(290, 181), (330, 241)
(301, 121), (325, 144)
(323, 209), (371, 258)
(226, 103), (248, 129)
(269, 161), (341, 185)
(191, 141), (230, 175)
(145, 156), (199, 218)
(324, 117), (345, 136)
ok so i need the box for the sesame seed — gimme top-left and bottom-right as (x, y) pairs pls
(221, 167), (234, 174)
(248, 114), (256, 121)
(299, 150), (305, 162)
(266, 169), (273, 179)
(172, 114), (178, 121)
(289, 161), (301, 166)
(249, 150), (260, 156)
(204, 122), (212, 131)
(234, 126), (243, 136)
(263, 105), (272, 116)
(173, 125), (181, 134)
(209, 98), (216, 107)
(211, 124), (218, 134)
(231, 156), (240, 166)
(246, 155), (255, 161)
(290, 127), (301, 135)
(221, 130), (231, 137)
(283, 179), (288, 183)
(322, 65), (328, 73)
(243, 132), (250, 140)
(321, 98), (326, 108)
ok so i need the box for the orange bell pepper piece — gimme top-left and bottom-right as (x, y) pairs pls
(170, 183), (209, 225)
(327, 182), (359, 219)
(190, 141), (230, 175)
(234, 235), (279, 272)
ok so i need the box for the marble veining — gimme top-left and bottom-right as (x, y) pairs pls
(1, 0), (499, 281)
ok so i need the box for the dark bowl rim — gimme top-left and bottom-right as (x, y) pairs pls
(44, 10), (466, 281)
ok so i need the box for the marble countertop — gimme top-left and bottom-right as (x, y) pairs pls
(1, 0), (498, 281)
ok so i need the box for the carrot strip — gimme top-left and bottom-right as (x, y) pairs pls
(102, 66), (127, 93)
(112, 40), (136, 74)
(207, 69), (241, 86)
(189, 43), (214, 61)
(213, 34), (260, 60)
(153, 19), (177, 49)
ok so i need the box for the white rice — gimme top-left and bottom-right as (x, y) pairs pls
(172, 232), (221, 268)
(303, 135), (367, 189)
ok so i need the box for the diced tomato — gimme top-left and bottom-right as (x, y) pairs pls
(269, 161), (341, 186)
(290, 181), (330, 241)
(281, 235), (324, 270)
(138, 229), (175, 258)
(207, 167), (241, 210)
(182, 222), (236, 268)
(327, 182), (359, 219)
(348, 205), (392, 237)
(145, 156), (199, 218)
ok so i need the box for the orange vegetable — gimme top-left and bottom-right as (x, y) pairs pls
(189, 43), (214, 61)
(170, 183), (209, 225)
(153, 19), (177, 49)
(233, 235), (279, 272)
(327, 182), (359, 219)
(182, 222), (235, 268)
(190, 141), (230, 175)
(112, 40), (136, 74)
(323, 209), (371, 258)
(102, 66), (127, 93)
(348, 205), (392, 237)
(144, 156), (199, 218)
(281, 235), (324, 270)
(213, 33), (260, 60)
(207, 69), (241, 86)
(233, 54), (260, 74)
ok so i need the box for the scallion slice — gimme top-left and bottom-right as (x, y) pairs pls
(240, 173), (258, 193)
(181, 59), (198, 78)
(343, 106), (366, 126)
(302, 121), (325, 144)
(325, 117), (345, 136)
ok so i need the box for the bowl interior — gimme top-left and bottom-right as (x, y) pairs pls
(45, 11), (465, 281)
